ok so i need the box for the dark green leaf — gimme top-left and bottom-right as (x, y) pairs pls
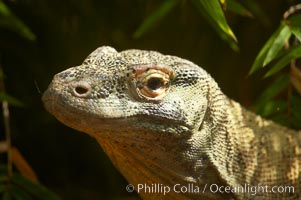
(255, 74), (289, 113)
(264, 45), (301, 77)
(11, 185), (33, 200)
(293, 110), (301, 121)
(259, 100), (287, 117)
(290, 26), (301, 42)
(134, 0), (180, 38)
(0, 0), (35, 41)
(242, 0), (270, 27)
(255, 74), (290, 116)
(263, 25), (291, 66)
(291, 95), (301, 113)
(0, 0), (10, 17)
(292, 117), (301, 130)
(271, 114), (290, 128)
(286, 13), (301, 28)
(249, 23), (286, 74)
(291, 95), (301, 129)
(12, 174), (61, 200)
(0, 92), (24, 107)
(292, 120), (301, 130)
(226, 0), (253, 17)
(286, 14), (301, 42)
(191, 0), (238, 51)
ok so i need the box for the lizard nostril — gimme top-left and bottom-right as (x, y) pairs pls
(72, 81), (91, 98)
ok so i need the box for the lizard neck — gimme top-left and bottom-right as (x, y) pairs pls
(94, 131), (232, 199)
(198, 81), (261, 190)
(201, 81), (262, 188)
(204, 87), (301, 199)
(204, 96), (255, 187)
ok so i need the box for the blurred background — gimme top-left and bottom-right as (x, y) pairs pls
(0, 0), (300, 199)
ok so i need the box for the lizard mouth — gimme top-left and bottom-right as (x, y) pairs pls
(42, 87), (57, 115)
(43, 88), (191, 137)
(42, 78), (192, 137)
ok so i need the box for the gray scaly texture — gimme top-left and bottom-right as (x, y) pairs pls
(42, 46), (301, 200)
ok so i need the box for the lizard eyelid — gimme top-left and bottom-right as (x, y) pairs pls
(128, 64), (174, 101)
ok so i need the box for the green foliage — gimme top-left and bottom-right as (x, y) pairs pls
(134, 0), (242, 51)
(226, 0), (253, 17)
(254, 75), (290, 124)
(249, 15), (301, 77)
(0, 0), (35, 41)
(255, 75), (290, 108)
(287, 14), (301, 41)
(265, 45), (301, 78)
(242, 0), (270, 26)
(291, 95), (301, 127)
(134, 0), (180, 38)
(263, 25), (291, 67)
(249, 23), (290, 75)
(0, 1), (60, 200)
(192, 0), (239, 51)
(133, 0), (271, 51)
(0, 92), (24, 107)
(249, 6), (301, 130)
(0, 172), (61, 200)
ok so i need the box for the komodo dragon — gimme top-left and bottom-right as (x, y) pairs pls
(42, 46), (301, 200)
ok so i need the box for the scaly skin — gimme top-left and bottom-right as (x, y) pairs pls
(42, 46), (301, 199)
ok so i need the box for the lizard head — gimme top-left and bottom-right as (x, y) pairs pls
(43, 46), (214, 138)
(42, 46), (231, 195)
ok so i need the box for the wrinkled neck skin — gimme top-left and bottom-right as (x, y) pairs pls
(91, 87), (236, 200)
(94, 129), (231, 200)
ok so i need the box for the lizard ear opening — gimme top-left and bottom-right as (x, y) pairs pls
(128, 64), (174, 101)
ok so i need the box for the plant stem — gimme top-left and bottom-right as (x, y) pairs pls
(0, 64), (13, 178)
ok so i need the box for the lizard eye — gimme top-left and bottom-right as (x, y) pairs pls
(139, 73), (170, 99)
(129, 65), (174, 101)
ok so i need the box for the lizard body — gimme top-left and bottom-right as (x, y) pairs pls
(42, 46), (301, 199)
